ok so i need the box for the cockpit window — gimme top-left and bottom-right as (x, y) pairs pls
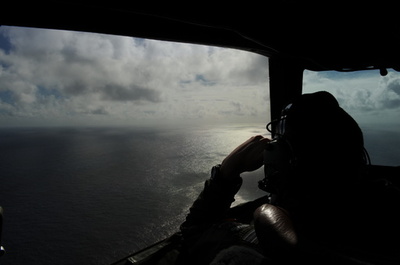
(0, 26), (269, 264)
(303, 69), (400, 166)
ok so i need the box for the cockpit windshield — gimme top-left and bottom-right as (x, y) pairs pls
(0, 26), (269, 264)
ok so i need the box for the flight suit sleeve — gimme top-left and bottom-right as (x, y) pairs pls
(180, 176), (242, 238)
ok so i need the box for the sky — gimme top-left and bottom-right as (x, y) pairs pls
(1, 26), (400, 129)
(0, 26), (270, 128)
(303, 69), (400, 129)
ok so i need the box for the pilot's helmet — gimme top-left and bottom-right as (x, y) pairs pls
(276, 91), (365, 173)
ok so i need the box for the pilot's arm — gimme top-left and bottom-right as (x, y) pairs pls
(180, 136), (270, 237)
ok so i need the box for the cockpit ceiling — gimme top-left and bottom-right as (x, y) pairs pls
(2, 1), (400, 72)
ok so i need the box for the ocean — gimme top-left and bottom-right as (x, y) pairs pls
(0, 125), (268, 265)
(0, 124), (398, 265)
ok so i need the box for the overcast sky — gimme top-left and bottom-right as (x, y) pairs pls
(1, 26), (400, 129)
(0, 26), (269, 128)
(303, 69), (400, 129)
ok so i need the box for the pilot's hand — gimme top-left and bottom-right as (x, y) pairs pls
(220, 135), (271, 180)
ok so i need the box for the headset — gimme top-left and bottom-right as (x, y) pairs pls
(259, 103), (296, 193)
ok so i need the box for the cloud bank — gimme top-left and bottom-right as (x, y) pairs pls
(303, 70), (400, 127)
(0, 26), (269, 127)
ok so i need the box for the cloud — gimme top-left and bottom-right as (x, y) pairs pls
(387, 78), (400, 95)
(303, 70), (400, 125)
(0, 26), (269, 127)
(82, 106), (109, 115)
(0, 27), (159, 101)
(374, 73), (400, 109)
(101, 84), (161, 102)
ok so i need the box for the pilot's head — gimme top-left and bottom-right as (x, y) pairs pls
(265, 91), (366, 207)
(283, 91), (364, 169)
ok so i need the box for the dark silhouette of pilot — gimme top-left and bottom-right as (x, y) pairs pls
(179, 91), (400, 265)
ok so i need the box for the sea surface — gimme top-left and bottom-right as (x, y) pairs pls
(0, 124), (398, 265)
(0, 124), (268, 265)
